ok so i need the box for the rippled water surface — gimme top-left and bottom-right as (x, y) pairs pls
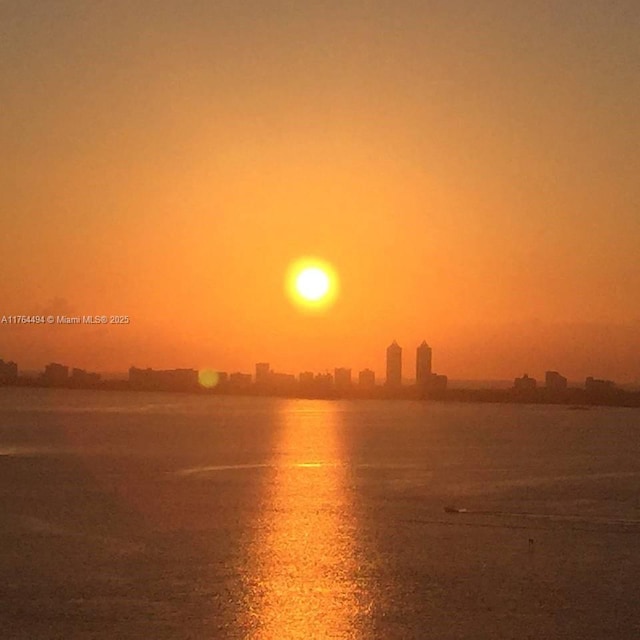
(1, 388), (640, 639)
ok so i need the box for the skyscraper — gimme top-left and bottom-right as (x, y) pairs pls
(334, 367), (352, 389)
(416, 341), (432, 386)
(386, 341), (402, 387)
(255, 362), (271, 385)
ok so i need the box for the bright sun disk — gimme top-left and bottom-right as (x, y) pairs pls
(296, 267), (330, 301)
(286, 258), (338, 311)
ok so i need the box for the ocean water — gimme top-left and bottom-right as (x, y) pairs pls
(1, 387), (639, 639)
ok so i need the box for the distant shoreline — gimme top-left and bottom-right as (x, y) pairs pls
(2, 377), (640, 409)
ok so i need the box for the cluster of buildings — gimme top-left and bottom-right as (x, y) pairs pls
(514, 371), (566, 391)
(1, 360), (100, 387)
(129, 366), (198, 390)
(123, 340), (447, 394)
(41, 363), (101, 386)
(0, 341), (446, 395)
(513, 371), (616, 396)
(0, 344), (634, 405)
(242, 340), (448, 394)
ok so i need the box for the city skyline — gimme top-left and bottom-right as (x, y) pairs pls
(0, 341), (631, 392)
(2, 317), (640, 383)
(3, 351), (635, 409)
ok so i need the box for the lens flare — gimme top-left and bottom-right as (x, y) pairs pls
(198, 369), (220, 388)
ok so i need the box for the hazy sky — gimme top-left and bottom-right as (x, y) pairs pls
(1, 0), (639, 381)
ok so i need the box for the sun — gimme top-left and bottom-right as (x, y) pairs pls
(286, 258), (338, 311)
(296, 267), (330, 301)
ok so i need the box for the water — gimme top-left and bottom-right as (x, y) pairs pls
(1, 388), (639, 639)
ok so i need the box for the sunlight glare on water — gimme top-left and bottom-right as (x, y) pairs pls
(244, 401), (367, 639)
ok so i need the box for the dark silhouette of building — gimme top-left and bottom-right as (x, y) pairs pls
(514, 373), (537, 390)
(430, 373), (448, 392)
(299, 371), (314, 385)
(0, 358), (18, 383)
(228, 372), (252, 388)
(358, 368), (375, 388)
(71, 368), (101, 386)
(314, 372), (333, 392)
(545, 370), (568, 392)
(129, 366), (198, 390)
(416, 341), (433, 387)
(334, 367), (352, 389)
(585, 376), (615, 395)
(270, 372), (296, 392)
(255, 362), (271, 386)
(386, 341), (402, 387)
(43, 362), (69, 386)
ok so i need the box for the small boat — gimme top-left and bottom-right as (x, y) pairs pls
(444, 506), (467, 514)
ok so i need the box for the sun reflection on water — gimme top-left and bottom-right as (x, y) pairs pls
(244, 400), (368, 639)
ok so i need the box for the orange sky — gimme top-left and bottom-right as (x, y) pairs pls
(1, 1), (639, 382)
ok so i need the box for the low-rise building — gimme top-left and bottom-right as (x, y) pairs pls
(514, 373), (537, 391)
(43, 362), (69, 385)
(545, 370), (568, 392)
(228, 372), (252, 388)
(129, 366), (198, 390)
(585, 376), (615, 394)
(0, 358), (18, 383)
(71, 368), (101, 386)
(299, 371), (314, 385)
(358, 368), (376, 388)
